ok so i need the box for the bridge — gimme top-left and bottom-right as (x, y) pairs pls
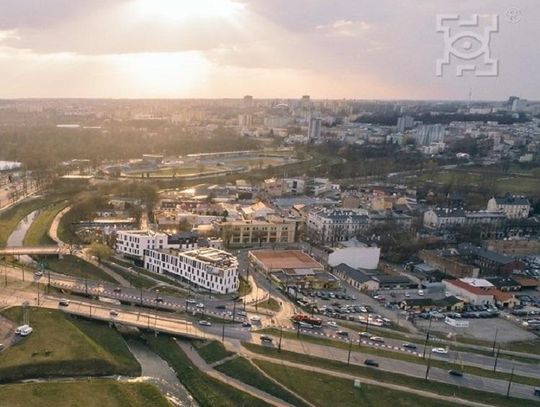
(0, 245), (70, 256)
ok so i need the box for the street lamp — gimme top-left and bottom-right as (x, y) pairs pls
(423, 316), (433, 359)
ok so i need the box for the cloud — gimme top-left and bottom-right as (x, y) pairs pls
(316, 19), (371, 37)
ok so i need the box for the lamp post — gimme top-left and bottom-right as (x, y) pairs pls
(423, 316), (433, 359)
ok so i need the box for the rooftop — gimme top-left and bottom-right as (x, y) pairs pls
(250, 250), (323, 270)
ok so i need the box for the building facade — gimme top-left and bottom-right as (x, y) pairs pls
(144, 247), (239, 294)
(116, 230), (197, 260)
(307, 208), (368, 243)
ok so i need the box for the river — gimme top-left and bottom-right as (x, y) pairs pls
(126, 340), (198, 407)
(6, 209), (40, 264)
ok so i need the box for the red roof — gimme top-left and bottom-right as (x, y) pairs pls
(444, 279), (491, 296)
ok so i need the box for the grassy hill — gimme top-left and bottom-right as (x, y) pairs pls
(0, 307), (140, 382)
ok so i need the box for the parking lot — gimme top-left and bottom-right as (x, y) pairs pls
(415, 314), (537, 342)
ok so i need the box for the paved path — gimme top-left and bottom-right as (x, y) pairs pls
(177, 341), (296, 407)
(48, 205), (71, 244)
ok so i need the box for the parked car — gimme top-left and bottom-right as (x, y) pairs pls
(448, 369), (463, 377)
(364, 359), (379, 367)
(58, 299), (70, 307)
(260, 335), (273, 343)
(196, 303), (205, 309)
(241, 322), (252, 328)
(15, 325), (33, 336)
(326, 321), (338, 328)
(34, 271), (43, 278)
(359, 332), (371, 338)
(432, 347), (449, 355)
(198, 320), (211, 326)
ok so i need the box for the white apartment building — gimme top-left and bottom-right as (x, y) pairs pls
(144, 247), (239, 294)
(116, 230), (197, 260)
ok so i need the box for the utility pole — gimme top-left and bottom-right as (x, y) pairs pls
(506, 364), (515, 398)
(492, 328), (498, 356)
(221, 320), (225, 342)
(493, 345), (500, 372)
(4, 266), (7, 287)
(425, 349), (433, 379)
(347, 339), (353, 365)
(423, 316), (433, 359)
(278, 326), (283, 352)
(232, 301), (236, 323)
(36, 281), (40, 306)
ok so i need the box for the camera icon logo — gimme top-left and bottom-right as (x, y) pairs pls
(436, 14), (499, 77)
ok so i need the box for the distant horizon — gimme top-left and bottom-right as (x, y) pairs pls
(0, 1), (538, 100)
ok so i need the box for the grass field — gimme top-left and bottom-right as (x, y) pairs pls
(216, 356), (310, 407)
(254, 359), (462, 407)
(23, 200), (69, 246)
(238, 276), (251, 296)
(142, 335), (270, 407)
(256, 298), (280, 312)
(193, 340), (233, 364)
(256, 328), (539, 386)
(245, 343), (539, 407)
(104, 261), (157, 289)
(0, 307), (140, 382)
(44, 255), (117, 283)
(412, 169), (540, 198)
(0, 380), (170, 407)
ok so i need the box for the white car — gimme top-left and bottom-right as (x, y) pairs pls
(432, 347), (449, 355)
(15, 325), (33, 336)
(195, 303), (205, 309)
(198, 320), (211, 326)
(326, 321), (338, 329)
(370, 336), (385, 343)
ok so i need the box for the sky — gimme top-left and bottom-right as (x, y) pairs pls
(0, 0), (538, 100)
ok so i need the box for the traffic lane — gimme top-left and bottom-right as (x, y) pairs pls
(266, 336), (539, 400)
(320, 319), (540, 378)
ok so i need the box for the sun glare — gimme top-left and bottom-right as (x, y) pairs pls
(131, 0), (245, 21)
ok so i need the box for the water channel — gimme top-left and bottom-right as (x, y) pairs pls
(6, 209), (40, 264)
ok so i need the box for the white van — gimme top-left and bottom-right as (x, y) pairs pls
(15, 325), (33, 336)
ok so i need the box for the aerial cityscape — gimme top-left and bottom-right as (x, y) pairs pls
(0, 1), (539, 407)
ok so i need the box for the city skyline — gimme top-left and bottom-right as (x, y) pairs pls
(0, 0), (539, 100)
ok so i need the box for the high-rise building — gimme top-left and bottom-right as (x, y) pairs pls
(243, 95), (253, 107)
(238, 114), (253, 128)
(301, 95), (311, 108)
(397, 115), (414, 132)
(308, 117), (322, 140)
(414, 124), (445, 146)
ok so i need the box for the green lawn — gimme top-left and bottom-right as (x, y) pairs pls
(256, 328), (540, 387)
(245, 343), (539, 407)
(216, 356), (310, 407)
(256, 298), (280, 312)
(254, 359), (462, 407)
(141, 334), (271, 407)
(238, 276), (251, 296)
(44, 255), (117, 283)
(0, 307), (140, 382)
(104, 261), (157, 289)
(193, 340), (233, 364)
(23, 201), (69, 246)
(0, 380), (170, 407)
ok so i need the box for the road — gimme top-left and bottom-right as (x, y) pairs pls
(0, 286), (538, 401)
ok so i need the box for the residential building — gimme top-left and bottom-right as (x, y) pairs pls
(307, 208), (368, 243)
(308, 117), (322, 141)
(423, 208), (466, 229)
(144, 247), (239, 294)
(116, 230), (196, 260)
(487, 195), (530, 219)
(217, 217), (296, 247)
(443, 278), (519, 308)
